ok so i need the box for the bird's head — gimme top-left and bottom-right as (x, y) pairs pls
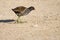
(28, 6), (35, 10)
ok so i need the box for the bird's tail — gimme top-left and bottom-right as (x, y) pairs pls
(12, 9), (14, 11)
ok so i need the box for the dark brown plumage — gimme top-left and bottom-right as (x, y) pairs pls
(12, 6), (35, 23)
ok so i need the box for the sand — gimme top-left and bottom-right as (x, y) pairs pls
(0, 0), (60, 40)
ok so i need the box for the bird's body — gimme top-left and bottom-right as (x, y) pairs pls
(12, 6), (35, 23)
(12, 6), (26, 16)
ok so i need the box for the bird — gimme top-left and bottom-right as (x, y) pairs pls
(12, 6), (35, 23)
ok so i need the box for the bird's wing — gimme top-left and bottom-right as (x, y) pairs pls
(14, 6), (27, 12)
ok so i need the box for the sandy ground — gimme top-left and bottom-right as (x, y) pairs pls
(0, 0), (60, 40)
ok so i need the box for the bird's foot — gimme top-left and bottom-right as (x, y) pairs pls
(14, 21), (27, 24)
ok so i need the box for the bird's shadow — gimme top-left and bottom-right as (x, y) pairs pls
(0, 19), (15, 23)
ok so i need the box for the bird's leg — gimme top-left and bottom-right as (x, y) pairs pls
(16, 16), (23, 23)
(16, 16), (20, 23)
(15, 16), (27, 23)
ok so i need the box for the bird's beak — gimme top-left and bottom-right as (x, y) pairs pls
(34, 8), (35, 10)
(33, 7), (35, 10)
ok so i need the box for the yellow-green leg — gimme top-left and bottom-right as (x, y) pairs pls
(14, 16), (27, 23)
(16, 16), (21, 23)
(16, 16), (24, 23)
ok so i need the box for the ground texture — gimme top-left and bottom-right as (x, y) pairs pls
(0, 0), (60, 40)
